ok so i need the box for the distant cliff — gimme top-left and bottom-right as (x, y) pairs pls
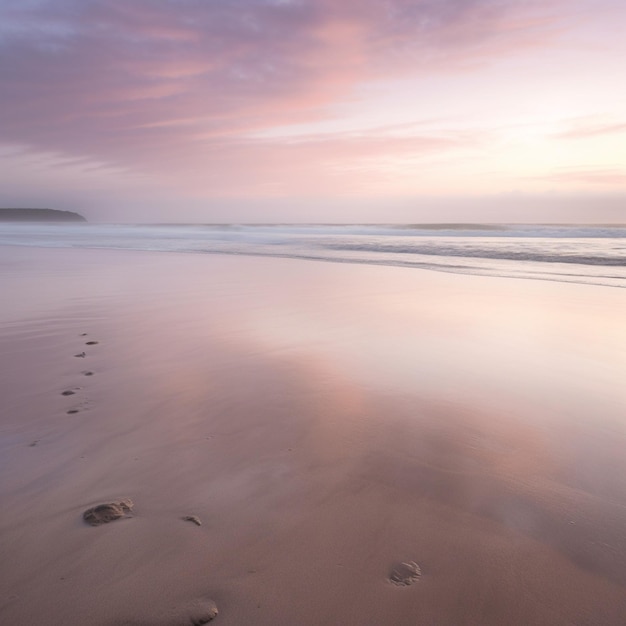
(0, 208), (87, 222)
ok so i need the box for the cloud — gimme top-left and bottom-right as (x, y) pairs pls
(140, 126), (480, 197)
(0, 0), (569, 190)
(554, 120), (626, 140)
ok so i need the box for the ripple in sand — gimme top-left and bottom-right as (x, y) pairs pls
(83, 499), (133, 526)
(389, 561), (422, 586)
(118, 598), (218, 625)
(115, 598), (218, 626)
(168, 598), (218, 625)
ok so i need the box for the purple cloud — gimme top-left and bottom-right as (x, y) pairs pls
(0, 0), (569, 182)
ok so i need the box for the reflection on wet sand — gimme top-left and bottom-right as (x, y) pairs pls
(0, 246), (625, 625)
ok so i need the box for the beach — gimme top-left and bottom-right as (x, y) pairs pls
(1, 244), (626, 625)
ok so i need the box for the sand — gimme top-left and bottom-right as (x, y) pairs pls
(1, 245), (626, 625)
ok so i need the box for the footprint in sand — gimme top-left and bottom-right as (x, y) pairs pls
(389, 561), (422, 586)
(74, 352), (86, 358)
(67, 409), (80, 414)
(61, 389), (78, 396)
(83, 499), (134, 526)
(182, 515), (202, 526)
(83, 371), (94, 376)
(85, 340), (99, 345)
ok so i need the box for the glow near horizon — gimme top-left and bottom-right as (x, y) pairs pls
(0, 0), (625, 222)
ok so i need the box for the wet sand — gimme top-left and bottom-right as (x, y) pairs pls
(1, 245), (626, 625)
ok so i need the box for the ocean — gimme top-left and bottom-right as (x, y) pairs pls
(0, 222), (624, 288)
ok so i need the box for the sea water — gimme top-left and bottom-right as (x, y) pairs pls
(0, 222), (624, 288)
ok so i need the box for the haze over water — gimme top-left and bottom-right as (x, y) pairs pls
(1, 222), (625, 288)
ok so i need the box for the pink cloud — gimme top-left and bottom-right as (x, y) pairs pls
(138, 128), (482, 198)
(555, 120), (626, 140)
(0, 0), (571, 187)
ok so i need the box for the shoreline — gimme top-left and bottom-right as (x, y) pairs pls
(1, 246), (626, 625)
(1, 223), (625, 290)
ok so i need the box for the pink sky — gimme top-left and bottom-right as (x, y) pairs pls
(0, 0), (625, 222)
